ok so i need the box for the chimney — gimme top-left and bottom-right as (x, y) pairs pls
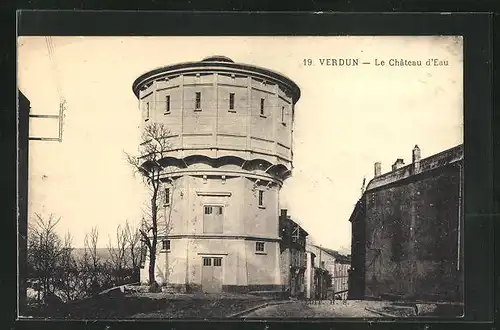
(412, 145), (421, 173)
(374, 162), (382, 177)
(392, 158), (405, 171)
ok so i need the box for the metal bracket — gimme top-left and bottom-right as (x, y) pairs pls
(29, 101), (65, 142)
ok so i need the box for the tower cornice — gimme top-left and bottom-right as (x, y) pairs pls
(132, 58), (301, 103)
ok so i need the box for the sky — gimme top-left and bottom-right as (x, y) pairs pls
(18, 36), (463, 251)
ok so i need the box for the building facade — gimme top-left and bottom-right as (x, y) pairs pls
(133, 56), (301, 293)
(279, 209), (308, 297)
(306, 243), (350, 300)
(18, 90), (30, 313)
(332, 254), (350, 300)
(349, 145), (464, 302)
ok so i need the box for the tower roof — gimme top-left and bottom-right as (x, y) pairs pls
(201, 55), (234, 63)
(132, 56), (301, 103)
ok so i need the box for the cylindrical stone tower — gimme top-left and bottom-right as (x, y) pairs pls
(132, 55), (301, 293)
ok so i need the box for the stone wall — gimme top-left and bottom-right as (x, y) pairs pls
(362, 163), (463, 301)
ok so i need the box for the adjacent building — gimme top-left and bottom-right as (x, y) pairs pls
(349, 145), (463, 302)
(133, 56), (301, 293)
(306, 243), (350, 300)
(18, 90), (30, 314)
(332, 253), (350, 300)
(279, 209), (308, 297)
(304, 251), (332, 300)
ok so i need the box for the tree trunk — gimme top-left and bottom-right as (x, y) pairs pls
(149, 184), (158, 286)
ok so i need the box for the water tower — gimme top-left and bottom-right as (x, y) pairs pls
(132, 55), (301, 293)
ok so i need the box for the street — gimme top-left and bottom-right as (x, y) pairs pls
(240, 300), (388, 318)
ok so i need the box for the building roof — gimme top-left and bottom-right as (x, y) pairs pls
(307, 244), (351, 262)
(365, 144), (463, 192)
(282, 215), (309, 237)
(132, 56), (301, 103)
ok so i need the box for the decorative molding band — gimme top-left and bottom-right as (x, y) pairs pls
(158, 234), (281, 243)
(139, 91), (153, 99)
(251, 86), (274, 95)
(217, 133), (247, 138)
(196, 191), (232, 197)
(217, 83), (247, 88)
(277, 142), (290, 150)
(183, 83), (213, 87)
(278, 95), (292, 104)
(157, 85), (180, 92)
(183, 133), (213, 137)
(250, 136), (274, 143)
(160, 169), (282, 185)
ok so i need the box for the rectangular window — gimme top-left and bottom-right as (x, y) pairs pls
(146, 102), (150, 118)
(214, 257), (222, 267)
(165, 95), (171, 113)
(164, 188), (170, 205)
(229, 93), (235, 110)
(281, 106), (285, 123)
(195, 92), (201, 110)
(260, 98), (265, 115)
(203, 205), (223, 233)
(258, 190), (264, 207)
(256, 242), (265, 252)
(162, 240), (170, 251)
(203, 257), (211, 266)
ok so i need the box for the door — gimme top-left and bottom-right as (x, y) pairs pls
(201, 257), (223, 293)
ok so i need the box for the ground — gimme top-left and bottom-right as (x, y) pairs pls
(24, 288), (463, 319)
(37, 291), (273, 319)
(130, 292), (273, 319)
(239, 300), (387, 318)
(238, 300), (463, 318)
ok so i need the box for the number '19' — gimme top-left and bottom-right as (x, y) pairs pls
(304, 59), (313, 66)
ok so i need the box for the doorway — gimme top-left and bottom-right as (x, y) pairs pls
(201, 257), (223, 293)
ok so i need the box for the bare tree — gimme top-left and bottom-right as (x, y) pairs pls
(124, 220), (141, 274)
(55, 232), (80, 301)
(125, 122), (174, 288)
(107, 224), (128, 285)
(84, 227), (101, 294)
(27, 213), (64, 300)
